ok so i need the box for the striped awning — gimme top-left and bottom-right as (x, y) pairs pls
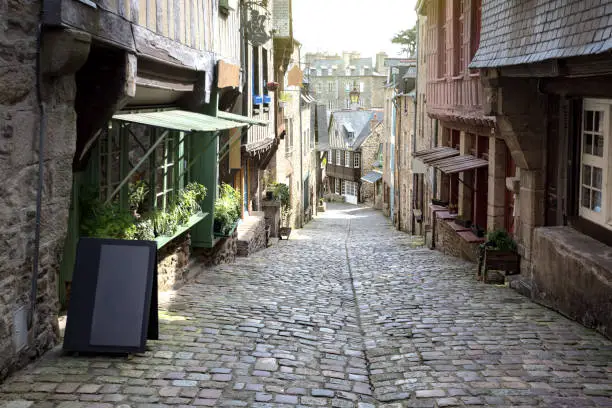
(361, 171), (383, 184)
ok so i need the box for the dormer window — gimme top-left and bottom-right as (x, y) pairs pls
(348, 132), (355, 139)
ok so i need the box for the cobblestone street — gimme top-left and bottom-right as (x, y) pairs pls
(1, 204), (611, 407)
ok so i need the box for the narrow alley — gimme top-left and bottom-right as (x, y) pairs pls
(1, 204), (611, 408)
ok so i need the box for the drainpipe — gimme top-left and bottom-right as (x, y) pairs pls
(29, 17), (47, 330)
(298, 44), (304, 228)
(412, 23), (420, 234)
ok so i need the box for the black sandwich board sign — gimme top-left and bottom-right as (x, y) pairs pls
(63, 237), (159, 354)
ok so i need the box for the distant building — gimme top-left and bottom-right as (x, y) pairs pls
(305, 52), (391, 111)
(326, 110), (384, 205)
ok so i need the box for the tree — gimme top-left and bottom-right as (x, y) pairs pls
(391, 25), (417, 57)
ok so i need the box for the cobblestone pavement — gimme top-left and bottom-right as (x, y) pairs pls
(1, 204), (611, 407)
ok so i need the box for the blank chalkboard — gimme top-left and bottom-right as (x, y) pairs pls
(63, 238), (158, 354)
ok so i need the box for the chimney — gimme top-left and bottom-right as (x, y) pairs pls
(376, 52), (388, 74)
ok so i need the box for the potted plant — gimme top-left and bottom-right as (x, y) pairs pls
(454, 215), (472, 228)
(431, 198), (449, 207)
(271, 182), (292, 239)
(478, 228), (520, 281)
(471, 224), (485, 237)
(214, 183), (241, 236)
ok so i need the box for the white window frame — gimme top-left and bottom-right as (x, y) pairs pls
(354, 152), (361, 168)
(345, 151), (351, 167)
(328, 150), (333, 164)
(335, 178), (341, 194)
(580, 98), (611, 227)
(341, 180), (346, 195)
(336, 150), (341, 165)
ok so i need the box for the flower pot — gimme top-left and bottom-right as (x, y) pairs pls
(279, 227), (292, 240)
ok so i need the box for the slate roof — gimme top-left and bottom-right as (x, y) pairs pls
(329, 110), (384, 150)
(470, 0), (612, 68)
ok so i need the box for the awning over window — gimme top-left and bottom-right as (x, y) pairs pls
(413, 146), (460, 164)
(430, 154), (489, 174)
(414, 146), (488, 174)
(112, 110), (247, 132)
(361, 171), (383, 184)
(217, 111), (268, 126)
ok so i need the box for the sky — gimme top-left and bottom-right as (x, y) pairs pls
(292, 0), (418, 60)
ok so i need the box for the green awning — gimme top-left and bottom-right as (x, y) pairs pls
(112, 110), (248, 132)
(217, 111), (268, 126)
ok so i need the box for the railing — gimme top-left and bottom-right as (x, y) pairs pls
(426, 73), (483, 116)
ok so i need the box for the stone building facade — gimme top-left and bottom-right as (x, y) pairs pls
(0, 0), (246, 379)
(411, 0), (514, 264)
(471, 0), (612, 338)
(305, 52), (387, 111)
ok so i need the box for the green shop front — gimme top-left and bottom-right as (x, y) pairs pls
(58, 109), (248, 307)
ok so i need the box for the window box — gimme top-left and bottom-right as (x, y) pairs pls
(156, 212), (208, 249)
(478, 247), (520, 282)
(253, 95), (263, 105)
(213, 220), (239, 238)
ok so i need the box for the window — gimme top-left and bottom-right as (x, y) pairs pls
(344, 181), (357, 196)
(97, 122), (187, 214)
(354, 152), (361, 168)
(329, 149), (333, 164)
(262, 48), (269, 99)
(345, 151), (351, 167)
(359, 82), (364, 92)
(336, 150), (342, 165)
(580, 99), (609, 226)
(328, 81), (334, 92)
(438, 0), (447, 78)
(253, 46), (261, 101)
(341, 179), (346, 195)
(455, 0), (465, 75)
(335, 178), (341, 194)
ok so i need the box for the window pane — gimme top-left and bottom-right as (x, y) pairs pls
(583, 165), (592, 186)
(592, 190), (602, 212)
(585, 110), (594, 131)
(593, 167), (603, 189)
(594, 110), (602, 132)
(594, 135), (605, 157)
(584, 133), (593, 155)
(581, 187), (591, 209)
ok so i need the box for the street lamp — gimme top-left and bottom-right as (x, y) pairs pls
(349, 84), (360, 105)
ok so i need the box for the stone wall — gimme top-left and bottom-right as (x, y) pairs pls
(434, 217), (481, 263)
(192, 231), (238, 267)
(532, 227), (612, 339)
(237, 212), (267, 257)
(157, 233), (191, 291)
(0, 4), (82, 380)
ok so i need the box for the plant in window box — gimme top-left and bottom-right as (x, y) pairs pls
(128, 180), (150, 218)
(214, 184), (241, 236)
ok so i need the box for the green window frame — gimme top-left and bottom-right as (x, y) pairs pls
(93, 121), (188, 213)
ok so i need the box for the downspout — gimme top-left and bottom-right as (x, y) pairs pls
(298, 43), (304, 228)
(29, 16), (47, 329)
(412, 22), (419, 234)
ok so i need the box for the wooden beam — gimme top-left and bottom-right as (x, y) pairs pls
(541, 76), (612, 98)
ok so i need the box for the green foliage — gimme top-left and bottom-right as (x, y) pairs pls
(214, 183), (242, 235)
(486, 228), (517, 251)
(391, 25), (417, 57)
(79, 187), (136, 239)
(80, 182), (208, 240)
(128, 180), (149, 213)
(271, 182), (290, 208)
